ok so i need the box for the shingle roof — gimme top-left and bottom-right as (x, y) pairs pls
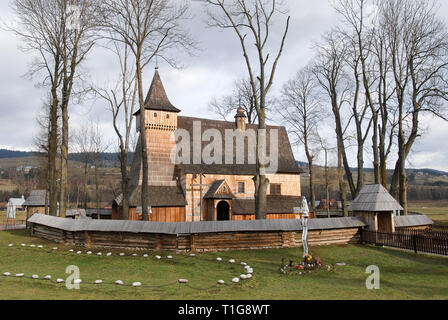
(114, 185), (187, 207)
(348, 184), (404, 212)
(134, 68), (180, 114)
(204, 180), (234, 199)
(23, 190), (48, 207)
(176, 116), (303, 175)
(28, 213), (368, 235)
(394, 215), (434, 228)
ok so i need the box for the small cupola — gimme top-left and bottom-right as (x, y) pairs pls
(235, 107), (247, 132)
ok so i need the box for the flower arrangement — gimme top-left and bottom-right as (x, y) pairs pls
(280, 254), (334, 275)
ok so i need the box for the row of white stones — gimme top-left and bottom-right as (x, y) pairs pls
(5, 243), (255, 286)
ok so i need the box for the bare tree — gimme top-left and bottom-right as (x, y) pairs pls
(279, 66), (323, 213)
(89, 120), (109, 219)
(379, 0), (448, 214)
(8, 0), (65, 216)
(313, 31), (352, 216)
(93, 39), (138, 220)
(99, 0), (196, 221)
(203, 0), (290, 220)
(209, 78), (268, 124)
(72, 123), (93, 210)
(58, 0), (99, 218)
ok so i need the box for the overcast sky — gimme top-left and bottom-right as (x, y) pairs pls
(0, 0), (447, 172)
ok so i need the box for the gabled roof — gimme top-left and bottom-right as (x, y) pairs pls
(348, 184), (403, 212)
(23, 190), (48, 207)
(114, 185), (187, 208)
(134, 68), (180, 114)
(176, 116), (303, 175)
(8, 196), (25, 207)
(204, 180), (234, 199)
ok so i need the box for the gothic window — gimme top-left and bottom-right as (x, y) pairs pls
(154, 112), (158, 117)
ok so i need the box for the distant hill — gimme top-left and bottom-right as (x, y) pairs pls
(296, 161), (448, 177)
(0, 149), (133, 168)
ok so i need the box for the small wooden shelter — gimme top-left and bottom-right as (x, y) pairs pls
(348, 184), (403, 233)
(23, 190), (49, 219)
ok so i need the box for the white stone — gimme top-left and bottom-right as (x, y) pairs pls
(132, 282), (142, 287)
(247, 269), (253, 274)
(240, 274), (247, 280)
(189, 254), (196, 257)
(3, 272), (11, 276)
(178, 279), (188, 283)
(115, 280), (124, 285)
(229, 259), (235, 264)
(76, 251), (82, 254)
(56, 278), (64, 283)
(336, 263), (347, 267)
(246, 274), (252, 279)
(31, 275), (39, 279)
(218, 280), (225, 285)
(52, 247), (58, 250)
(232, 278), (240, 283)
(155, 255), (162, 260)
(87, 251), (92, 255)
(30, 245), (36, 248)
(15, 273), (24, 277)
(107, 252), (112, 256)
(38, 245), (43, 248)
(44, 275), (51, 280)
(241, 262), (247, 266)
(69, 249), (74, 252)
(132, 253), (137, 257)
(167, 256), (173, 259)
(94, 280), (103, 284)
(143, 254), (149, 258)
(119, 253), (125, 256)
(97, 252), (102, 256)
(8, 244), (13, 247)
(21, 244), (26, 247)
(74, 279), (82, 284)
(216, 257), (222, 262)
(244, 265), (251, 270)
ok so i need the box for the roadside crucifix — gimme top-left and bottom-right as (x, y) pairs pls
(301, 197), (310, 257)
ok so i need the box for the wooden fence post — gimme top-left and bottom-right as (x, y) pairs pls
(413, 235), (418, 254)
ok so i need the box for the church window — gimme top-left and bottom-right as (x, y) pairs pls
(270, 184), (281, 195)
(154, 112), (158, 117)
(238, 182), (245, 194)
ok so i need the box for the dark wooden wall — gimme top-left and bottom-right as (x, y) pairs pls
(31, 223), (361, 252)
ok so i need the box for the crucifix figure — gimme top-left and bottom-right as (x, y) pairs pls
(301, 197), (310, 258)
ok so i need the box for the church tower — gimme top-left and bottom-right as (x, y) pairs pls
(131, 68), (180, 188)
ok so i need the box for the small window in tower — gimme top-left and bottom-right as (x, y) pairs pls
(166, 114), (170, 119)
(238, 182), (245, 194)
(154, 112), (158, 117)
(270, 184), (281, 195)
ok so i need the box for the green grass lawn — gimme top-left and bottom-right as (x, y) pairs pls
(0, 230), (447, 300)
(409, 202), (448, 227)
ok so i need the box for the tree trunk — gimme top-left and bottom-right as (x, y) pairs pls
(48, 87), (59, 216)
(136, 58), (150, 221)
(120, 150), (130, 220)
(59, 100), (68, 218)
(255, 108), (269, 220)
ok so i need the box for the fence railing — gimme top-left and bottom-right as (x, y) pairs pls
(0, 218), (27, 231)
(361, 229), (448, 256)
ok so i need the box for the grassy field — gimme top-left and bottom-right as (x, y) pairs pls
(409, 201), (448, 227)
(0, 229), (447, 300)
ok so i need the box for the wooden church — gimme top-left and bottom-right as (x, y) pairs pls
(112, 68), (304, 222)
